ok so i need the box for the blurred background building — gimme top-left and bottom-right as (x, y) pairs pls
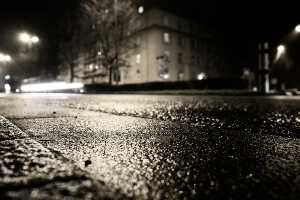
(60, 4), (230, 85)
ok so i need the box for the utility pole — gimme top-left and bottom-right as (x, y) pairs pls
(258, 42), (270, 93)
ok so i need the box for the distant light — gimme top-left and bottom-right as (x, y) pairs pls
(295, 25), (300, 32)
(163, 74), (169, 79)
(275, 44), (286, 62)
(21, 82), (84, 92)
(16, 89), (20, 93)
(95, 65), (99, 69)
(5, 75), (10, 80)
(31, 36), (39, 43)
(4, 84), (11, 92)
(4, 55), (11, 61)
(89, 64), (93, 71)
(138, 6), (144, 14)
(0, 54), (11, 62)
(98, 52), (101, 56)
(19, 33), (30, 42)
(277, 45), (285, 53)
(198, 73), (206, 80)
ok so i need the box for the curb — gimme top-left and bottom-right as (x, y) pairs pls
(0, 116), (129, 200)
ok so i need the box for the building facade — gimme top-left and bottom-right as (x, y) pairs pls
(65, 7), (228, 85)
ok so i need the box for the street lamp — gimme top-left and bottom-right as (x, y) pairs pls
(0, 53), (11, 63)
(274, 44), (285, 62)
(19, 32), (39, 43)
(295, 25), (300, 32)
(19, 32), (39, 52)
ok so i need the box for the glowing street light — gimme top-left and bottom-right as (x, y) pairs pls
(19, 32), (39, 54)
(31, 36), (39, 43)
(295, 25), (300, 32)
(277, 44), (285, 53)
(0, 53), (11, 62)
(19, 32), (39, 46)
(19, 33), (31, 42)
(274, 44), (285, 62)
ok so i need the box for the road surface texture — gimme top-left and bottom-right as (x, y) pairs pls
(0, 93), (299, 199)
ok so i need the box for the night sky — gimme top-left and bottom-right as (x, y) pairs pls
(0, 0), (299, 76)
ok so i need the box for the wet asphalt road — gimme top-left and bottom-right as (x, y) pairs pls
(0, 93), (300, 199)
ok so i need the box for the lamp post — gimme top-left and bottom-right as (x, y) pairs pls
(271, 24), (300, 92)
(258, 42), (270, 94)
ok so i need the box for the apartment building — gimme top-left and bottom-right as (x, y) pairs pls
(72, 7), (228, 85)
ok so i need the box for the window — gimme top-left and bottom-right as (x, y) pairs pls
(177, 20), (182, 30)
(164, 50), (170, 62)
(136, 69), (141, 80)
(136, 36), (141, 46)
(136, 54), (141, 64)
(191, 56), (195, 65)
(197, 56), (200, 65)
(178, 53), (183, 63)
(196, 41), (200, 50)
(136, 20), (141, 29)
(177, 36), (183, 47)
(178, 71), (184, 81)
(190, 24), (195, 33)
(207, 44), (211, 53)
(89, 64), (94, 72)
(163, 16), (170, 26)
(163, 33), (170, 43)
(208, 59), (211, 67)
(138, 6), (144, 14)
(190, 39), (195, 50)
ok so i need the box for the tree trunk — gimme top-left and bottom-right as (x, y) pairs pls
(70, 63), (74, 83)
(109, 66), (113, 85)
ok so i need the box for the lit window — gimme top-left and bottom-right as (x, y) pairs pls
(178, 53), (183, 63)
(163, 33), (170, 43)
(5, 75), (10, 80)
(179, 72), (184, 81)
(138, 6), (144, 14)
(136, 54), (141, 64)
(198, 73), (206, 80)
(89, 64), (93, 71)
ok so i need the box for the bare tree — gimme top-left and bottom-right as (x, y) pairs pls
(57, 12), (86, 83)
(81, 0), (139, 85)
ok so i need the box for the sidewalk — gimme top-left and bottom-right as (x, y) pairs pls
(0, 116), (128, 200)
